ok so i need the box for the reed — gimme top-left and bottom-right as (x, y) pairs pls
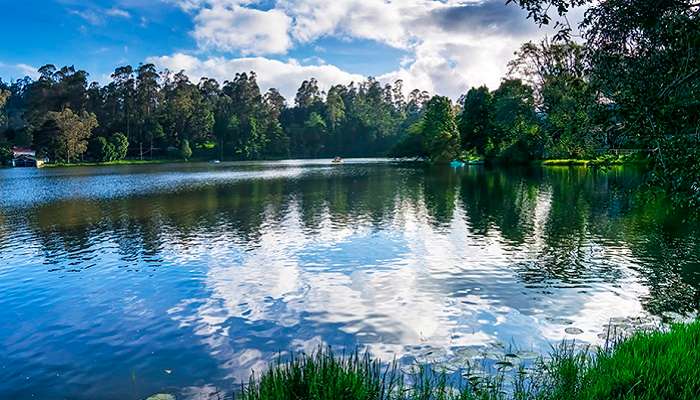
(236, 320), (700, 400)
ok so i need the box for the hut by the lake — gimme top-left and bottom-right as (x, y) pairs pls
(11, 147), (45, 168)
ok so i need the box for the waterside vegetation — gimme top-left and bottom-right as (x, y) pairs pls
(237, 321), (700, 400)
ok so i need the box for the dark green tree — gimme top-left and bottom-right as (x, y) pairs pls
(458, 86), (494, 155)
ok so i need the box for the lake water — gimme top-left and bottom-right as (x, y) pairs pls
(0, 160), (698, 399)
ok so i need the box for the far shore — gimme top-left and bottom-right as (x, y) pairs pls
(13, 154), (652, 169)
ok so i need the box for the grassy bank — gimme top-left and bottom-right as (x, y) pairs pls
(541, 154), (651, 167)
(236, 320), (700, 400)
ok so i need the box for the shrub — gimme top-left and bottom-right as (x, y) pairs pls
(110, 132), (129, 160)
(88, 136), (116, 162)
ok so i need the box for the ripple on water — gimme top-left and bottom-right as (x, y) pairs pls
(0, 162), (697, 399)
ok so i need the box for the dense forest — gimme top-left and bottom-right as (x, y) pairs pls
(0, 0), (697, 203)
(0, 66), (429, 163)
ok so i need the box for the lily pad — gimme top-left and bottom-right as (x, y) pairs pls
(565, 327), (584, 335)
(515, 350), (540, 360)
(145, 394), (175, 400)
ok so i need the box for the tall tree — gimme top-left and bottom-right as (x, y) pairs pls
(421, 96), (460, 163)
(458, 86), (494, 155)
(36, 108), (97, 163)
(135, 63), (162, 158)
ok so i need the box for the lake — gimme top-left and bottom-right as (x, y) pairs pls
(0, 160), (698, 400)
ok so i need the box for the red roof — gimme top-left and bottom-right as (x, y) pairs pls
(12, 147), (36, 156)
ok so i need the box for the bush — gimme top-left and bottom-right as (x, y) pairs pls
(88, 136), (116, 162)
(109, 132), (129, 160)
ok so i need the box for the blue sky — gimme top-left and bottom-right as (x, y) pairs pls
(0, 0), (558, 98)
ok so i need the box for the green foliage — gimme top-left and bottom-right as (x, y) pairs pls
(509, 41), (599, 159)
(390, 120), (428, 159)
(509, 0), (700, 202)
(422, 96), (460, 163)
(35, 108), (98, 163)
(237, 117), (268, 160)
(458, 86), (494, 154)
(180, 139), (192, 161)
(549, 321), (700, 400)
(87, 132), (129, 162)
(0, 88), (9, 129)
(143, 117), (164, 148)
(391, 96), (461, 163)
(238, 321), (700, 400)
(456, 80), (542, 163)
(0, 141), (12, 165)
(110, 132), (129, 160)
(491, 79), (542, 162)
(88, 136), (116, 162)
(1, 64), (418, 163)
(651, 136), (700, 207)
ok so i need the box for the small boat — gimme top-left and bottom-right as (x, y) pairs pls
(450, 160), (465, 168)
(210, 160), (221, 164)
(332, 157), (343, 164)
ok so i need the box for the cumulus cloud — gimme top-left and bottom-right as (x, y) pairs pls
(148, 53), (364, 99)
(278, 0), (410, 48)
(193, 4), (293, 54)
(159, 0), (555, 98)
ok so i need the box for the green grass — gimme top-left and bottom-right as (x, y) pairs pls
(235, 321), (700, 400)
(561, 322), (700, 399)
(541, 159), (594, 166)
(541, 154), (651, 167)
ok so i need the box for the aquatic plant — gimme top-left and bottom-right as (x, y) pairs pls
(235, 321), (700, 400)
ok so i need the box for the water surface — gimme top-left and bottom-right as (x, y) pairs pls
(0, 160), (698, 399)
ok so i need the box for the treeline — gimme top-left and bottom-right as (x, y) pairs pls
(0, 0), (697, 202)
(0, 64), (430, 164)
(0, 45), (642, 168)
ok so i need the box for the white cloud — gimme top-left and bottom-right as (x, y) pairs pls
(106, 8), (132, 19)
(148, 53), (364, 99)
(193, 4), (293, 54)
(279, 0), (409, 48)
(70, 9), (104, 25)
(70, 6), (133, 26)
(0, 62), (38, 80)
(159, 0), (562, 98)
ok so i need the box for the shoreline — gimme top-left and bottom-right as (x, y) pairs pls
(19, 155), (652, 169)
(220, 320), (699, 400)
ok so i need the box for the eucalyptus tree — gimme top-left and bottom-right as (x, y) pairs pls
(263, 88), (289, 158)
(135, 63), (162, 157)
(110, 66), (136, 145)
(222, 72), (267, 159)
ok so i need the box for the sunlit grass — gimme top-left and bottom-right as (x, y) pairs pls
(541, 154), (650, 167)
(235, 321), (700, 400)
